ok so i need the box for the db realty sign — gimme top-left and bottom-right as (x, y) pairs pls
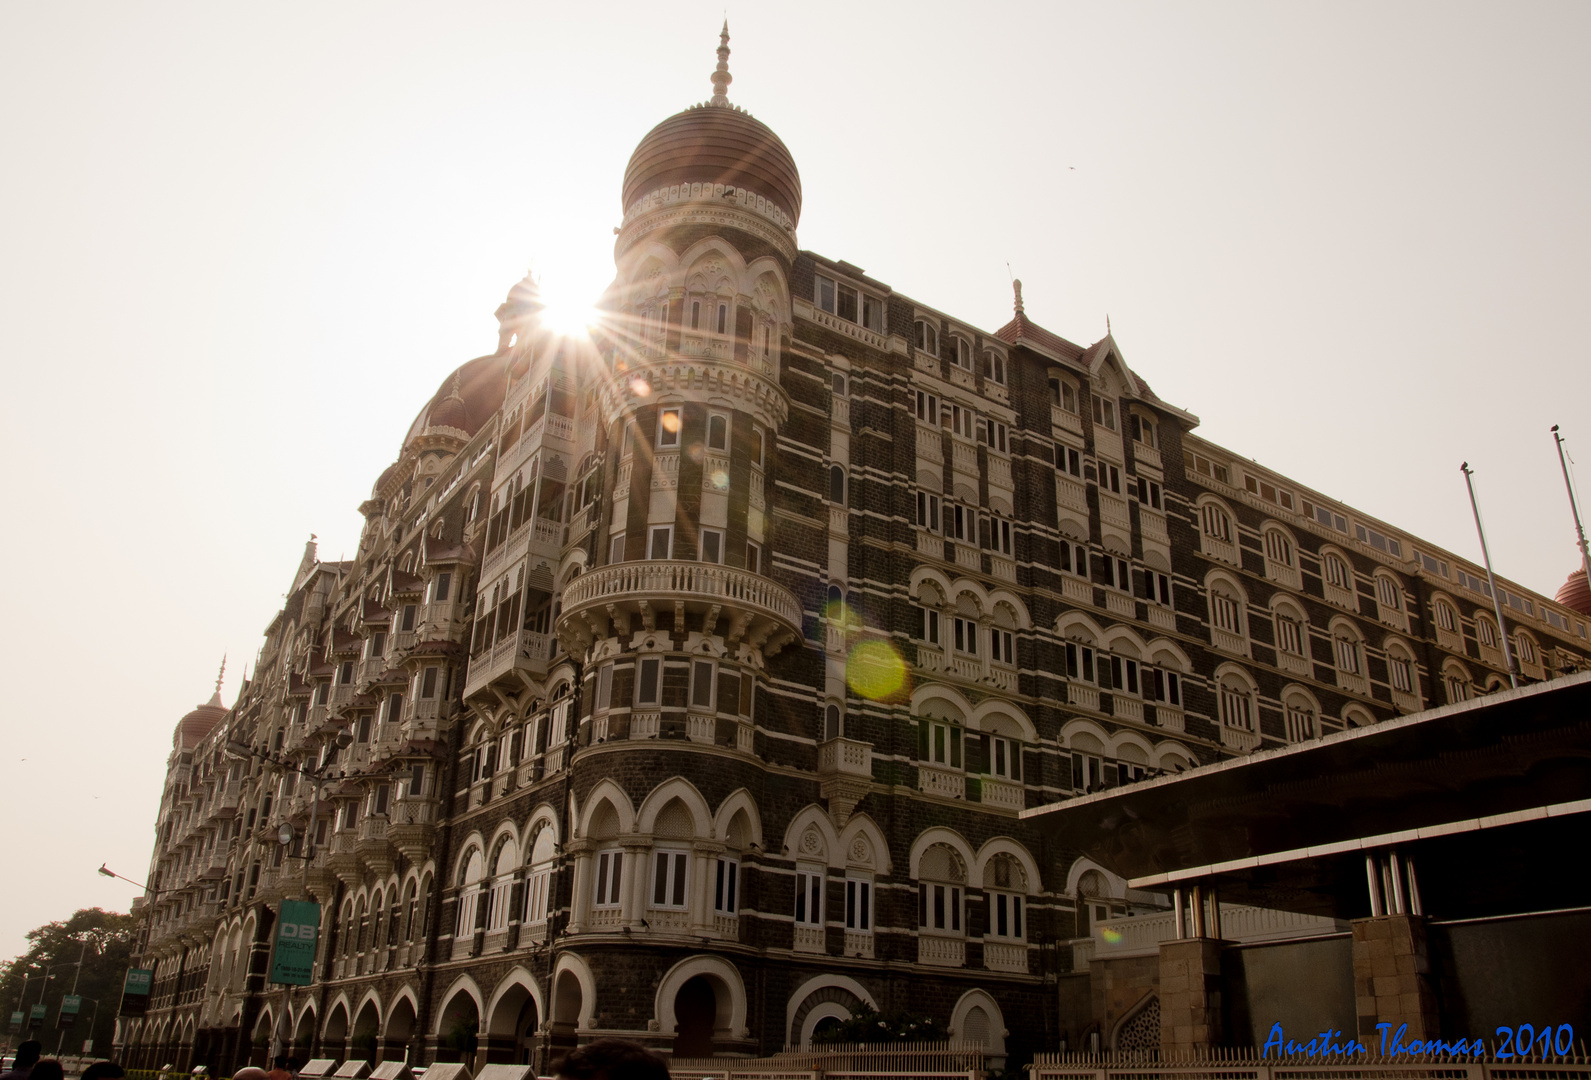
(269, 900), (321, 986)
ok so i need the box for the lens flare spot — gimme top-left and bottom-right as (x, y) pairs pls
(710, 469), (730, 490)
(1100, 928), (1124, 945)
(846, 640), (907, 700)
(631, 378), (651, 397)
(661, 411), (681, 433)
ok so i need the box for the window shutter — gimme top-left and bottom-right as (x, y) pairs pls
(950, 727), (962, 768)
(966, 733), (987, 775)
(918, 720), (929, 761)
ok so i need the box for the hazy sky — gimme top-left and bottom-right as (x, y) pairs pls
(2, 1), (1588, 958)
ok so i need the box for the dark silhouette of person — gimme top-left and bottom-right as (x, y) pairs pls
(0, 1041), (41, 1080)
(80, 1064), (127, 1080)
(24, 1061), (61, 1080)
(552, 1039), (670, 1080)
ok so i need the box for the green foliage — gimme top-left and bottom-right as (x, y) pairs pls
(0, 908), (137, 1055)
(811, 1005), (944, 1044)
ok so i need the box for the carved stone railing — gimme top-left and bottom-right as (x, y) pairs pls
(980, 777), (1023, 811)
(1061, 575), (1093, 606)
(1058, 475), (1089, 515)
(1140, 509), (1169, 546)
(1147, 605), (1176, 632)
(843, 930), (874, 959)
(918, 935), (965, 967)
(1220, 725), (1262, 753)
(1267, 559), (1302, 590)
(918, 763), (963, 800)
(1051, 405), (1083, 436)
(794, 924), (826, 953)
(1134, 441), (1163, 471)
(983, 941), (1028, 973)
(1154, 706), (1185, 732)
(916, 424), (941, 460)
(1111, 696), (1144, 723)
(1105, 591), (1135, 618)
(559, 561), (801, 649)
(1067, 683), (1100, 711)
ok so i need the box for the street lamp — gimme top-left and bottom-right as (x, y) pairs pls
(224, 727), (353, 862)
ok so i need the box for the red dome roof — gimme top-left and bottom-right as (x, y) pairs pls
(1555, 567), (1591, 616)
(175, 692), (227, 750)
(621, 27), (800, 226)
(623, 104), (802, 226)
(401, 353), (508, 450)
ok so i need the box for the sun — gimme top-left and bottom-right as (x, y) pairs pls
(537, 277), (602, 337)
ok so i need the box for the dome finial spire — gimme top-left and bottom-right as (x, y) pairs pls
(710, 20), (732, 106)
(1013, 278), (1024, 315)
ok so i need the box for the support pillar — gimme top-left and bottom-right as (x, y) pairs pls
(1157, 936), (1224, 1054)
(1351, 914), (1440, 1046)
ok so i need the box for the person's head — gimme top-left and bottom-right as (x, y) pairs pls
(273, 1058), (289, 1070)
(235, 1067), (269, 1080)
(27, 1061), (62, 1080)
(12, 1042), (41, 1070)
(552, 1039), (670, 1080)
(80, 1063), (126, 1080)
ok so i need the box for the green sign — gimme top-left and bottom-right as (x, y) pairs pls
(268, 900), (321, 986)
(119, 967), (153, 1017)
(8, 1010), (21, 1028)
(61, 995), (81, 1016)
(29, 1004), (46, 1021)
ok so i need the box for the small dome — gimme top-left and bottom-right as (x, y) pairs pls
(175, 692), (227, 750)
(400, 353), (509, 451)
(1556, 567), (1591, 616)
(621, 26), (801, 226)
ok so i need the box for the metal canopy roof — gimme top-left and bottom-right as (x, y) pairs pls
(1021, 672), (1591, 919)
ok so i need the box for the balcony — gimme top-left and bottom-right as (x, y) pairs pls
(1140, 509), (1169, 547)
(1057, 476), (1088, 515)
(843, 931), (874, 959)
(832, 397), (850, 429)
(916, 424), (942, 460)
(951, 436), (978, 478)
(1220, 725), (1262, 753)
(1154, 705), (1185, 732)
(1100, 492), (1130, 530)
(984, 941), (1028, 973)
(1212, 627), (1249, 657)
(330, 683), (354, 707)
(1105, 590), (1135, 618)
(1146, 604), (1176, 632)
(1061, 574), (1093, 606)
(1337, 668), (1370, 696)
(794, 925), (826, 954)
(558, 561), (801, 658)
(357, 657), (385, 686)
(463, 627), (553, 701)
(1267, 559), (1302, 590)
(1325, 581), (1358, 609)
(1436, 624), (1465, 655)
(918, 762), (964, 800)
(401, 695), (448, 740)
(979, 777), (1024, 811)
(1392, 687), (1422, 713)
(918, 935), (965, 968)
(829, 504), (848, 537)
(1067, 683), (1100, 711)
(819, 736), (872, 779)
(545, 412), (576, 445)
(953, 544), (979, 572)
(990, 553), (1016, 582)
(1378, 602), (1409, 632)
(1133, 442), (1162, 471)
(1201, 532), (1240, 567)
(1051, 405), (1083, 437)
(1110, 696), (1144, 723)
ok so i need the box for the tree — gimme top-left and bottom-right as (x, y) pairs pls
(0, 908), (137, 1057)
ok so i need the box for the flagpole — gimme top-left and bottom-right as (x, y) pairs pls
(1461, 462), (1519, 689)
(1551, 426), (1591, 612)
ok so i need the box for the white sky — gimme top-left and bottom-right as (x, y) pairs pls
(1, 1), (1587, 958)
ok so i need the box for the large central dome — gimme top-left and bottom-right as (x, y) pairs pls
(621, 25), (802, 227)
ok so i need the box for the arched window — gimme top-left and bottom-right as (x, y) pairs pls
(1515, 633), (1537, 666)
(1387, 641), (1417, 697)
(1208, 577), (1247, 648)
(1273, 601), (1307, 659)
(954, 337), (973, 371)
(829, 465), (846, 505)
(1322, 551), (1353, 592)
(707, 414), (728, 451)
(1200, 503), (1233, 543)
(525, 827), (556, 927)
(456, 848), (485, 939)
(1435, 598), (1458, 633)
(1375, 574), (1402, 611)
(918, 843), (966, 935)
(985, 853), (1027, 941)
(914, 320), (938, 355)
(832, 372), (847, 395)
(982, 350), (1006, 386)
(1263, 527), (1294, 568)
(1217, 673), (1254, 731)
(1282, 691), (1316, 742)
(1444, 663), (1471, 704)
(824, 703), (843, 741)
(1476, 615), (1499, 649)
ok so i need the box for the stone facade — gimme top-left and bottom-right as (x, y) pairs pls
(117, 31), (1591, 1076)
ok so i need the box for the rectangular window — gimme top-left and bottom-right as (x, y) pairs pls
(1191, 452), (1231, 485)
(690, 660), (715, 710)
(636, 657), (661, 705)
(1064, 642), (1097, 683)
(649, 526), (673, 560)
(845, 877), (872, 932)
(1103, 555), (1130, 592)
(433, 572), (452, 602)
(525, 867), (551, 924)
(918, 606), (941, 645)
(593, 849), (624, 907)
(915, 490), (941, 531)
(707, 413), (729, 451)
(651, 850), (689, 908)
(700, 528), (724, 564)
(1058, 446), (1082, 477)
(1130, 414), (1156, 448)
(595, 663), (614, 713)
(1108, 655), (1141, 696)
(745, 541), (761, 575)
(794, 869), (823, 925)
(1091, 395), (1117, 430)
(916, 390), (939, 425)
(918, 882), (962, 932)
(989, 892), (1024, 940)
(990, 628), (1015, 665)
(751, 426), (765, 467)
(1149, 571), (1173, 606)
(610, 533), (626, 564)
(989, 735), (1017, 779)
(714, 857), (739, 915)
(952, 617), (979, 656)
(1149, 668), (1183, 707)
(658, 408), (681, 448)
(1099, 462), (1121, 495)
(982, 419), (1009, 453)
(1302, 499), (1349, 533)
(1354, 523), (1404, 558)
(920, 720), (962, 767)
(1136, 477), (1163, 510)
